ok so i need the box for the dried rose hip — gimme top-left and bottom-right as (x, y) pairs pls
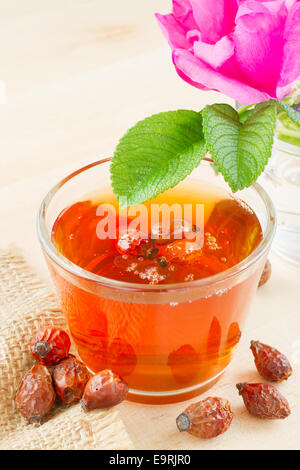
(81, 370), (128, 410)
(141, 245), (159, 260)
(176, 397), (233, 439)
(31, 327), (71, 365)
(53, 355), (91, 404)
(107, 337), (137, 378)
(151, 219), (198, 245)
(168, 344), (200, 384)
(236, 382), (291, 419)
(164, 240), (203, 263)
(258, 259), (271, 287)
(15, 365), (56, 424)
(156, 257), (168, 268)
(250, 340), (292, 382)
(116, 230), (148, 255)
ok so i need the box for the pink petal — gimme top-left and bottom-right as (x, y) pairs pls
(261, 1), (287, 15)
(189, 0), (239, 43)
(193, 36), (234, 69)
(285, 0), (298, 8)
(155, 13), (190, 49)
(234, 0), (288, 96)
(186, 30), (202, 43)
(172, 52), (210, 91)
(235, 1), (271, 32)
(172, 0), (192, 17)
(276, 82), (296, 100)
(278, 1), (300, 88)
(173, 49), (271, 104)
(172, 0), (198, 30)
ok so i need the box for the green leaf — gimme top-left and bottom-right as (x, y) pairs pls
(238, 108), (254, 124)
(272, 99), (300, 127)
(202, 102), (277, 192)
(276, 111), (300, 147)
(111, 110), (206, 209)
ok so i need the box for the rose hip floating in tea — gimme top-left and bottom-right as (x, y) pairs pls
(226, 322), (242, 350)
(168, 344), (201, 385)
(81, 370), (128, 410)
(206, 316), (222, 359)
(250, 340), (292, 382)
(151, 219), (199, 245)
(53, 355), (91, 404)
(116, 229), (148, 256)
(31, 327), (71, 366)
(236, 382), (291, 419)
(205, 199), (263, 266)
(176, 397), (233, 439)
(15, 365), (56, 424)
(164, 240), (203, 264)
(108, 337), (137, 378)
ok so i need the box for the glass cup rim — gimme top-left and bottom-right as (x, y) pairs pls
(37, 157), (276, 292)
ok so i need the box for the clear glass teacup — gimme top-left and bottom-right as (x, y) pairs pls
(259, 137), (300, 265)
(37, 158), (276, 403)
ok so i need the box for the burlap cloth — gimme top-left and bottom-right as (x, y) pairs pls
(0, 248), (134, 450)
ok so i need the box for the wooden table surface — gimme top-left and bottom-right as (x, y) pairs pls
(1, 0), (299, 450)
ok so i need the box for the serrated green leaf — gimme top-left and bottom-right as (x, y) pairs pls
(111, 110), (206, 208)
(271, 99), (300, 127)
(276, 111), (300, 146)
(202, 102), (277, 192)
(238, 108), (254, 124)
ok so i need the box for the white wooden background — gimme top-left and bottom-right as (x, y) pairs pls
(0, 0), (299, 450)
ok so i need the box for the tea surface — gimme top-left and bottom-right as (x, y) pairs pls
(52, 180), (263, 285)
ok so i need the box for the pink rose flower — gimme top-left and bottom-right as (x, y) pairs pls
(156, 0), (300, 104)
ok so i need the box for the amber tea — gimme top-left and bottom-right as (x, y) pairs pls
(50, 178), (264, 402)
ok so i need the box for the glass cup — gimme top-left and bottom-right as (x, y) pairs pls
(259, 138), (300, 265)
(37, 158), (276, 404)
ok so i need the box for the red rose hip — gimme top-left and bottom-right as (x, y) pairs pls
(81, 370), (128, 410)
(176, 397), (233, 438)
(116, 230), (147, 255)
(250, 340), (292, 382)
(236, 382), (291, 419)
(31, 327), (71, 365)
(53, 355), (91, 404)
(15, 365), (56, 424)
